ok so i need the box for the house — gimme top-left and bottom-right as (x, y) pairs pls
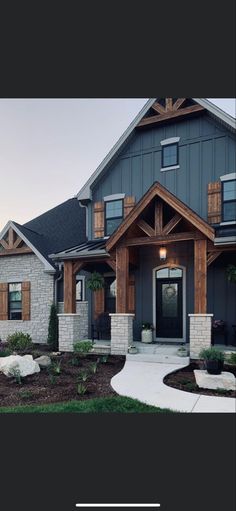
(0, 199), (86, 343)
(1, 98), (236, 358)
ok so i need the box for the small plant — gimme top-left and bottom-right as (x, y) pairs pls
(216, 388), (231, 395)
(185, 382), (198, 392)
(19, 389), (33, 400)
(47, 303), (59, 351)
(77, 383), (87, 395)
(100, 355), (108, 364)
(89, 362), (98, 374)
(9, 367), (22, 385)
(74, 341), (93, 356)
(48, 373), (57, 385)
(226, 352), (236, 365)
(51, 361), (61, 375)
(142, 322), (154, 330)
(87, 272), (105, 292)
(70, 357), (80, 367)
(7, 332), (32, 352)
(77, 369), (90, 382)
(199, 347), (225, 362)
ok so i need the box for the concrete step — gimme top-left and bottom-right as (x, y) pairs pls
(91, 345), (111, 355)
(126, 353), (190, 364)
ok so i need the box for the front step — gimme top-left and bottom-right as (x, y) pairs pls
(91, 345), (111, 355)
(126, 353), (190, 365)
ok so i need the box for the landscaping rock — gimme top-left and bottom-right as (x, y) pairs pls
(194, 370), (236, 391)
(0, 354), (40, 377)
(35, 355), (51, 368)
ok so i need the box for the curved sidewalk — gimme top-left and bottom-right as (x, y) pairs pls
(111, 361), (236, 413)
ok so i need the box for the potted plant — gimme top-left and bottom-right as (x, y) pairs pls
(141, 322), (153, 343)
(87, 271), (105, 292)
(128, 345), (138, 354)
(199, 347), (225, 375)
(177, 345), (188, 357)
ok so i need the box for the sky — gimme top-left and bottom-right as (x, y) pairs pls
(0, 98), (235, 231)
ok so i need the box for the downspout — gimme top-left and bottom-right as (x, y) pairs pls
(54, 262), (63, 305)
(79, 200), (89, 239)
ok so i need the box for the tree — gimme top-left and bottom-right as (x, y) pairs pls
(47, 303), (59, 350)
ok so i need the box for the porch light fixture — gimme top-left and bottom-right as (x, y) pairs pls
(159, 246), (167, 261)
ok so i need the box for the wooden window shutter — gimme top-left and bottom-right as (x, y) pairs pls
(94, 288), (105, 319)
(0, 283), (8, 320)
(207, 181), (221, 224)
(124, 196), (136, 218)
(128, 274), (135, 314)
(94, 201), (105, 238)
(22, 281), (31, 321)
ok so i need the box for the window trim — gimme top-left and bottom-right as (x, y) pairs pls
(8, 282), (22, 320)
(104, 198), (124, 237)
(222, 179), (236, 223)
(161, 142), (179, 170)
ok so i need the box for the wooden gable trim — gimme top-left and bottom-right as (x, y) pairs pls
(0, 225), (33, 257)
(106, 182), (215, 252)
(138, 103), (205, 128)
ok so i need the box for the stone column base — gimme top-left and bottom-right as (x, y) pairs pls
(110, 313), (135, 355)
(189, 314), (213, 359)
(58, 314), (81, 352)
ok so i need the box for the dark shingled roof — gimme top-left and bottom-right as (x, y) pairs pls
(12, 198), (86, 268)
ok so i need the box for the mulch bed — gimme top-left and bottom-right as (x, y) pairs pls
(164, 361), (236, 398)
(0, 345), (125, 407)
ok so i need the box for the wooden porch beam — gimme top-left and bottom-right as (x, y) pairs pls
(173, 98), (186, 110)
(137, 219), (155, 237)
(207, 251), (222, 266)
(73, 261), (85, 275)
(155, 201), (163, 235)
(106, 258), (116, 272)
(116, 246), (129, 313)
(194, 239), (207, 314)
(124, 231), (199, 247)
(129, 247), (139, 267)
(64, 260), (76, 313)
(162, 213), (182, 235)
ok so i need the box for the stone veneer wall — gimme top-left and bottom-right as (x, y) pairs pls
(0, 254), (54, 343)
(57, 301), (88, 340)
(110, 313), (134, 355)
(189, 314), (213, 359)
(58, 302), (89, 352)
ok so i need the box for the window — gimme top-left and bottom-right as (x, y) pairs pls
(76, 278), (84, 301)
(8, 283), (22, 320)
(222, 180), (236, 222)
(105, 199), (123, 236)
(105, 277), (116, 313)
(162, 143), (179, 169)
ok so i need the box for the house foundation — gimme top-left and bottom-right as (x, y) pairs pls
(110, 313), (135, 355)
(189, 314), (213, 359)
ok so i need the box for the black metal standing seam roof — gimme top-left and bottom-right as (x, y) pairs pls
(51, 238), (107, 259)
(12, 198), (87, 268)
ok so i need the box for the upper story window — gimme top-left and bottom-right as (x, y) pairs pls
(222, 179), (236, 222)
(8, 283), (22, 320)
(105, 199), (123, 236)
(162, 143), (179, 168)
(160, 137), (180, 171)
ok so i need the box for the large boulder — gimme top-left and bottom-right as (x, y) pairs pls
(34, 355), (51, 368)
(0, 354), (40, 377)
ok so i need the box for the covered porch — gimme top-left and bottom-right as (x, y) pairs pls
(53, 182), (236, 357)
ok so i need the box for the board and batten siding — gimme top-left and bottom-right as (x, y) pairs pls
(0, 254), (54, 343)
(88, 112), (236, 238)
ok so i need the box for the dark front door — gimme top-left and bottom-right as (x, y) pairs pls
(156, 277), (183, 338)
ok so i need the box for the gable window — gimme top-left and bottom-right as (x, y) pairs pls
(222, 180), (236, 222)
(8, 283), (22, 320)
(105, 199), (123, 236)
(162, 143), (179, 169)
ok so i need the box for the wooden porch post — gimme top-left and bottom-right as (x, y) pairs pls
(64, 260), (76, 313)
(194, 239), (207, 314)
(116, 246), (129, 313)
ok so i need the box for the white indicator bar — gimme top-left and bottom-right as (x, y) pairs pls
(76, 505), (161, 508)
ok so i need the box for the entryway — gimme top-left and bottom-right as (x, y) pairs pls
(153, 266), (186, 343)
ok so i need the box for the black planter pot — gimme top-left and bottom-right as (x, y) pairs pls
(206, 360), (223, 375)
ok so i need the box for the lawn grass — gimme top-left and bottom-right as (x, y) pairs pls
(0, 395), (173, 413)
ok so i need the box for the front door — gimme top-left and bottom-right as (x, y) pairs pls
(156, 268), (183, 339)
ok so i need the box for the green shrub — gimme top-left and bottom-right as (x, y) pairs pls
(77, 369), (90, 382)
(7, 332), (32, 352)
(77, 383), (87, 395)
(199, 347), (225, 362)
(74, 340), (93, 356)
(100, 355), (108, 364)
(47, 304), (58, 351)
(226, 352), (236, 365)
(185, 382), (198, 392)
(50, 361), (61, 375)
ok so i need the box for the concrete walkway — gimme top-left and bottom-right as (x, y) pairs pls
(111, 361), (236, 413)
